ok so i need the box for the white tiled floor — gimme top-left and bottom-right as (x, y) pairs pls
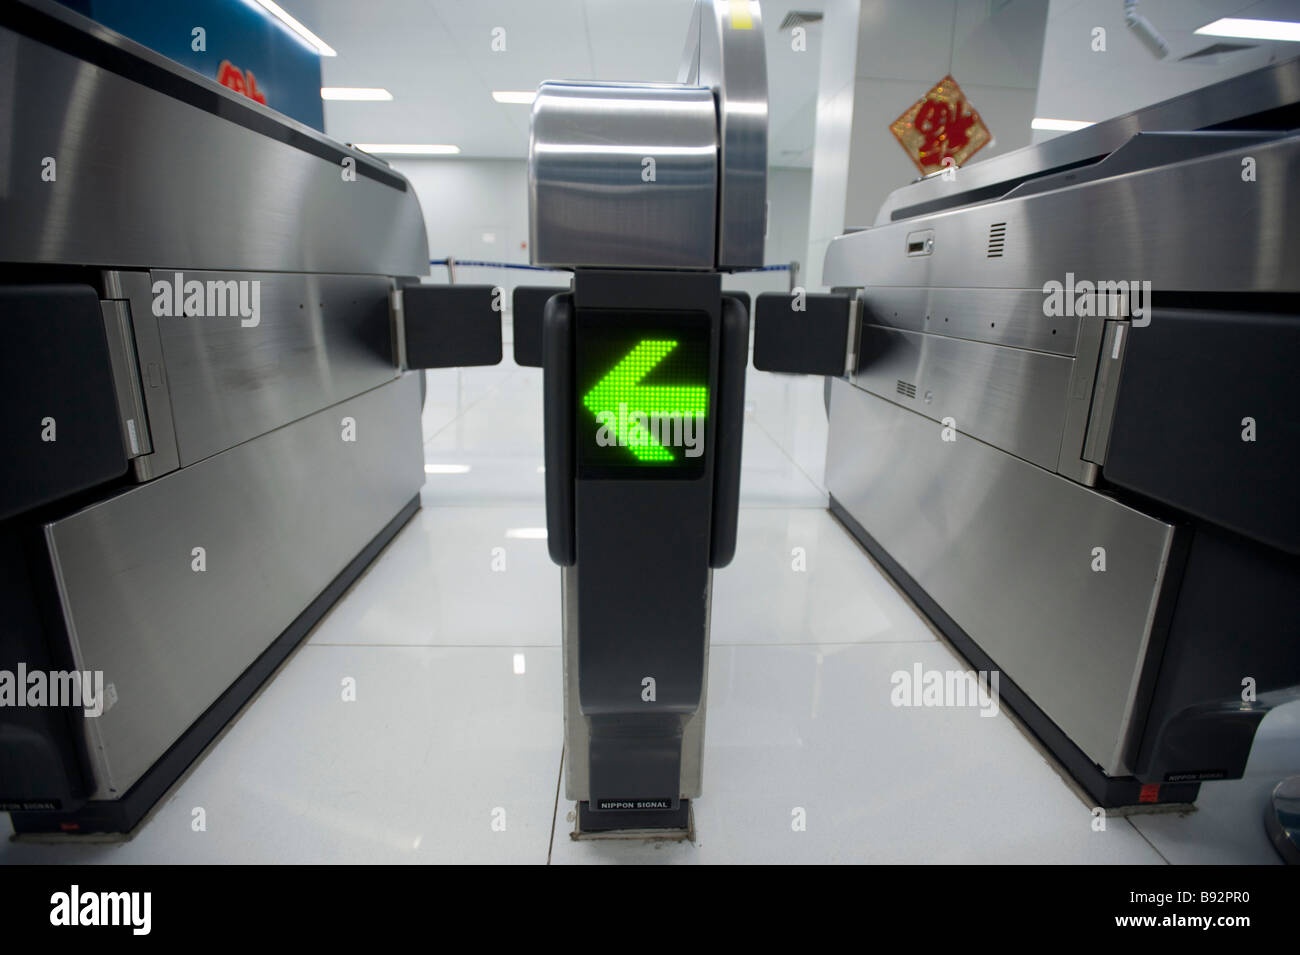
(2, 355), (1293, 863)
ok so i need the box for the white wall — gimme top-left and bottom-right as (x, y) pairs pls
(843, 0), (1047, 230)
(727, 167), (813, 300)
(393, 158), (811, 304)
(392, 157), (533, 300)
(803, 0), (1048, 287)
(804, 0), (862, 290)
(1033, 0), (1300, 145)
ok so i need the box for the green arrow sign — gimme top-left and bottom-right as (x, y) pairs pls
(582, 338), (708, 462)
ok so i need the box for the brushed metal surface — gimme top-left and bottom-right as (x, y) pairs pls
(860, 286), (1081, 357)
(1056, 315), (1107, 486)
(827, 134), (1300, 294)
(529, 82), (718, 269)
(0, 12), (427, 276)
(679, 0), (768, 268)
(45, 374), (424, 798)
(826, 379), (1177, 774)
(152, 271), (397, 466)
(1083, 321), (1130, 465)
(99, 299), (151, 459)
(854, 325), (1075, 471)
(104, 271), (180, 483)
(562, 565), (710, 802)
(871, 56), (1300, 225)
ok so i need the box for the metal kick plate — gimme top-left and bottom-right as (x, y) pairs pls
(826, 380), (1177, 775)
(46, 375), (423, 798)
(562, 566), (711, 803)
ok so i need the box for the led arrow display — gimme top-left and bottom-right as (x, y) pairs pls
(582, 339), (708, 462)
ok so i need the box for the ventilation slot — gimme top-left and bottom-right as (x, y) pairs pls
(896, 379), (917, 399)
(987, 222), (1007, 258)
(779, 11), (824, 29)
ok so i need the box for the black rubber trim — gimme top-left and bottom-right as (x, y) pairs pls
(721, 290), (751, 316)
(827, 495), (1201, 810)
(709, 295), (748, 568)
(888, 156), (1104, 221)
(543, 294), (575, 566)
(0, 1), (405, 191)
(9, 495), (421, 835)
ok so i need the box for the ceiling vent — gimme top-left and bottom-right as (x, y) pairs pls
(778, 11), (823, 30)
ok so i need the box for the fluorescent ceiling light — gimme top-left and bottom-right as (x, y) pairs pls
(1031, 117), (1094, 132)
(353, 143), (461, 155)
(505, 527), (548, 540)
(1195, 18), (1300, 42)
(424, 463), (471, 474)
(512, 653), (526, 675)
(244, 0), (337, 56)
(492, 90), (537, 104)
(322, 87), (393, 101)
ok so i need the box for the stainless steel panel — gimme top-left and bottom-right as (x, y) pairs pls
(45, 374), (423, 798)
(871, 57), (1300, 225)
(1055, 315), (1107, 485)
(1083, 321), (1130, 465)
(99, 299), (151, 458)
(826, 379), (1178, 774)
(152, 271), (397, 466)
(0, 8), (427, 276)
(861, 286), (1081, 356)
(854, 326), (1075, 471)
(562, 565), (710, 802)
(679, 0), (768, 268)
(105, 271), (180, 483)
(529, 82), (718, 269)
(827, 134), (1300, 294)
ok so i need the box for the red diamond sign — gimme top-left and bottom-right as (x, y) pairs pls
(889, 74), (991, 176)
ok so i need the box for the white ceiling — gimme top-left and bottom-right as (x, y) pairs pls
(278, 0), (1300, 165)
(281, 0), (828, 166)
(1035, 0), (1300, 134)
(854, 0), (1047, 89)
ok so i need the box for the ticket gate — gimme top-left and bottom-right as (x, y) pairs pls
(0, 0), (505, 834)
(508, 0), (854, 834)
(505, 0), (765, 833)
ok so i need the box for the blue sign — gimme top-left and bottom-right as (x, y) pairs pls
(57, 0), (325, 131)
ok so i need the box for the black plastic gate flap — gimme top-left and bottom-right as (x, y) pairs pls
(402, 284), (502, 369)
(753, 291), (851, 375)
(1104, 307), (1300, 554)
(513, 285), (568, 368)
(0, 285), (127, 521)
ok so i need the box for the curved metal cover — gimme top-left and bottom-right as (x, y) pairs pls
(529, 82), (718, 269)
(680, 0), (769, 269)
